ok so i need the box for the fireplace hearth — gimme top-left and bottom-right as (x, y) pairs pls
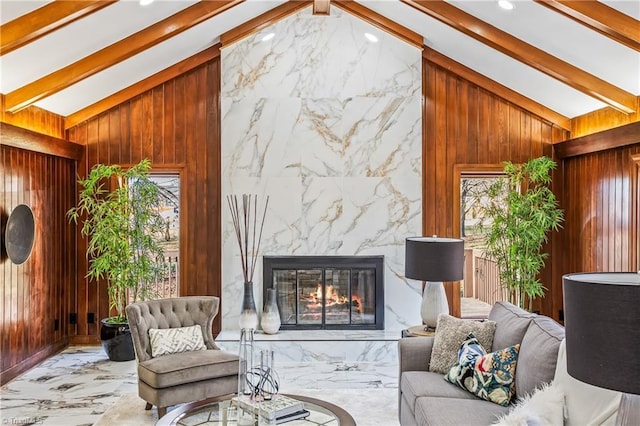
(263, 256), (384, 330)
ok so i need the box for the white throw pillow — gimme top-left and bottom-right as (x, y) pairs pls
(553, 339), (621, 426)
(492, 382), (564, 426)
(148, 325), (206, 357)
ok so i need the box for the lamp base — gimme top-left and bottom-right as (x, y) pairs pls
(420, 281), (449, 329)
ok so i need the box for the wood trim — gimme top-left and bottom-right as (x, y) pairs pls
(451, 164), (505, 239)
(313, 0), (331, 16)
(423, 48), (571, 131)
(0, 1), (117, 56)
(0, 339), (68, 385)
(220, 1), (311, 48)
(220, 0), (423, 49)
(535, 0), (640, 52)
(333, 1), (423, 49)
(402, 0), (637, 114)
(0, 122), (83, 161)
(4, 0), (243, 113)
(631, 153), (640, 271)
(65, 46), (221, 129)
(554, 121), (640, 158)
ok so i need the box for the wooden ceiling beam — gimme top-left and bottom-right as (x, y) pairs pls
(535, 0), (640, 52)
(0, 1), (117, 56)
(401, 0), (637, 114)
(554, 121), (640, 158)
(65, 45), (221, 129)
(423, 48), (571, 131)
(0, 122), (83, 161)
(4, 0), (244, 114)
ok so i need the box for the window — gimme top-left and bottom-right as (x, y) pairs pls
(149, 174), (181, 298)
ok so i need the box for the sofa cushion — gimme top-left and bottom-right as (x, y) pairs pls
(148, 325), (206, 358)
(401, 371), (477, 413)
(430, 314), (496, 374)
(488, 302), (535, 351)
(138, 349), (239, 389)
(516, 316), (565, 397)
(414, 396), (510, 426)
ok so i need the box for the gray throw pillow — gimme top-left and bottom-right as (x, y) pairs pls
(429, 314), (497, 374)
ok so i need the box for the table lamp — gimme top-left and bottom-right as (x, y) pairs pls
(405, 237), (464, 330)
(563, 272), (640, 426)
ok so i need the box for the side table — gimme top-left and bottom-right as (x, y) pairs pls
(402, 325), (436, 338)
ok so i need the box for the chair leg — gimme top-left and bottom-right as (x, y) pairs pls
(158, 406), (167, 418)
(145, 402), (152, 411)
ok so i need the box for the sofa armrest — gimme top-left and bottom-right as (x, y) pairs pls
(398, 337), (434, 374)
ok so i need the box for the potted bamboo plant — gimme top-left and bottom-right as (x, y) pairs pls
(478, 156), (564, 311)
(68, 158), (165, 361)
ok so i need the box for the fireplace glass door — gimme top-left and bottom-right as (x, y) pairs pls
(265, 256), (384, 330)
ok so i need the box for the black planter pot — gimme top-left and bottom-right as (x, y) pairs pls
(100, 318), (135, 362)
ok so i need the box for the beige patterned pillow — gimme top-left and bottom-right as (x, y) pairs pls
(148, 325), (206, 358)
(429, 314), (496, 374)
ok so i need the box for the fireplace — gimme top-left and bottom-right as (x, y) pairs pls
(263, 256), (384, 330)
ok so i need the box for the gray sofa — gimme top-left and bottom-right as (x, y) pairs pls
(398, 301), (565, 426)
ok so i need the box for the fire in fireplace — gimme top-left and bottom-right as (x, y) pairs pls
(263, 256), (384, 330)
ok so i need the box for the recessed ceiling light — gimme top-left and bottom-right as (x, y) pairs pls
(261, 33), (275, 42)
(364, 33), (378, 43)
(139, 0), (155, 6)
(498, 0), (515, 10)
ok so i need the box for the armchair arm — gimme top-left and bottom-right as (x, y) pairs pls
(398, 337), (434, 374)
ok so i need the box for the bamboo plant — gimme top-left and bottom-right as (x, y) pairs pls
(478, 156), (564, 311)
(68, 159), (165, 323)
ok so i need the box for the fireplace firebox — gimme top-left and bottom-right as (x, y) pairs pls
(263, 256), (384, 330)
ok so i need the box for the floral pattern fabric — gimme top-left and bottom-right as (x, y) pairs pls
(445, 332), (520, 406)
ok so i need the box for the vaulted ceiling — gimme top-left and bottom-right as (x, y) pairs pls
(1, 0), (638, 132)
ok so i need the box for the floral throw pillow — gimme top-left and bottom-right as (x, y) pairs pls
(445, 332), (484, 387)
(445, 333), (520, 407)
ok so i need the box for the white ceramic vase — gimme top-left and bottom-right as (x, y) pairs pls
(261, 288), (281, 334)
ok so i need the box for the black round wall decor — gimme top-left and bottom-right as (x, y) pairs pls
(5, 204), (35, 265)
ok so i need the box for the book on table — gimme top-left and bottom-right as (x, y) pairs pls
(235, 394), (305, 421)
(275, 409), (310, 424)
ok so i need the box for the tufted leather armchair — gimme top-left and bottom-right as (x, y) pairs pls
(125, 296), (239, 417)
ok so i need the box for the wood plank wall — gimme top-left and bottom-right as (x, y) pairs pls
(0, 95), (65, 139)
(557, 143), (640, 310)
(0, 122), (76, 384)
(422, 57), (569, 318)
(66, 57), (222, 342)
(571, 97), (640, 138)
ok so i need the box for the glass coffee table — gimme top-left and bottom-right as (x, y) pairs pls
(156, 393), (356, 426)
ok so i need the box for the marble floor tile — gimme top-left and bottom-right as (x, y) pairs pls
(0, 346), (399, 426)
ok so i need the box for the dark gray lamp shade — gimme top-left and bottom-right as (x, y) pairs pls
(563, 272), (640, 395)
(405, 237), (464, 282)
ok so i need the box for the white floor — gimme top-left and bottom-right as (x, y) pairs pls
(0, 345), (399, 426)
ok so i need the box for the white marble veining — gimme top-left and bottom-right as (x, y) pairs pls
(221, 6), (423, 332)
(0, 346), (398, 425)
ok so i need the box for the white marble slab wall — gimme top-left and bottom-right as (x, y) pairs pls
(221, 6), (422, 331)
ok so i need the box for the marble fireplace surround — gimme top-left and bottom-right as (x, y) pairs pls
(219, 5), (423, 358)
